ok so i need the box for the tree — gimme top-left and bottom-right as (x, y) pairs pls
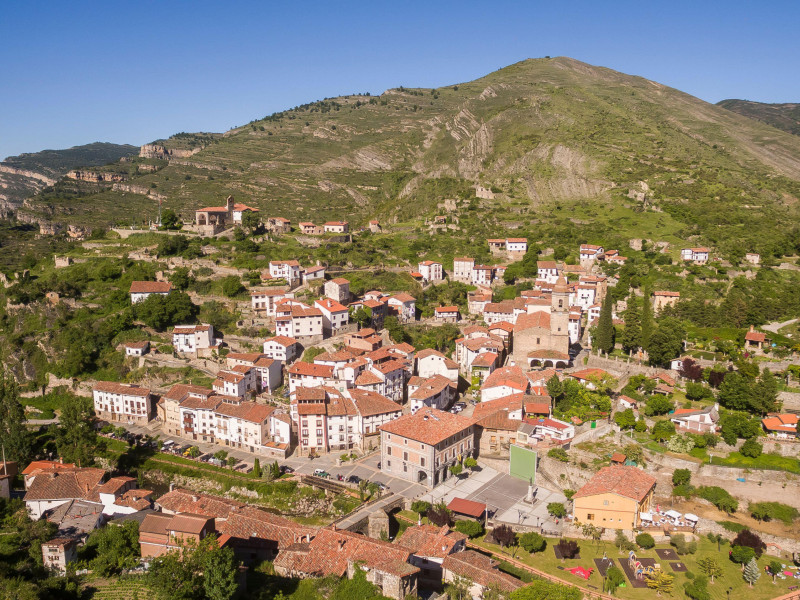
(453, 520), (485, 539)
(547, 502), (566, 518)
(732, 529), (765, 557)
(769, 559), (783, 584)
(614, 408), (636, 430)
(697, 556), (723, 583)
(646, 570), (674, 596)
(490, 524), (517, 548)
(679, 358), (704, 382)
(672, 468), (691, 486)
(719, 413), (760, 445)
(634, 417), (647, 432)
(595, 292), (615, 354)
(202, 539), (239, 600)
(651, 419), (676, 442)
(220, 276), (245, 298)
(546, 375), (563, 401)
(621, 294), (642, 353)
(644, 395), (673, 416)
(739, 438), (763, 458)
(752, 368), (779, 415)
(666, 434), (695, 454)
(463, 457), (478, 471)
(623, 443), (645, 466)
(252, 458), (261, 478)
(411, 500), (431, 515)
(82, 520), (140, 576)
(0, 375), (33, 463)
(269, 460), (281, 480)
(160, 208), (181, 230)
(170, 267), (193, 290)
(605, 566), (625, 596)
(684, 575), (710, 600)
(187, 446), (201, 458)
(730, 545), (755, 566)
(670, 533), (697, 555)
(647, 317), (685, 367)
(743, 557), (760, 587)
(384, 316), (407, 343)
(351, 307), (372, 328)
(718, 373), (754, 411)
(226, 456), (237, 468)
(449, 463), (463, 477)
(635, 533), (655, 549)
(444, 573), (472, 600)
(427, 503), (453, 527)
(640, 286), (654, 350)
(55, 396), (98, 467)
(135, 290), (198, 330)
(519, 532), (546, 553)
(554, 539), (580, 559)
(240, 210), (261, 234)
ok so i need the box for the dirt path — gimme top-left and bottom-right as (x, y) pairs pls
(763, 318), (799, 333)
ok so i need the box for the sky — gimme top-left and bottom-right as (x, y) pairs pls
(1, 0), (798, 159)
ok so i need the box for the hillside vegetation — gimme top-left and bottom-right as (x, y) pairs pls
(718, 99), (800, 137)
(14, 57), (800, 259)
(0, 142), (138, 209)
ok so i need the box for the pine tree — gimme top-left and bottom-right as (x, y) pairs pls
(595, 292), (615, 354)
(621, 294), (642, 352)
(641, 286), (654, 351)
(252, 458), (261, 478)
(743, 557), (760, 587)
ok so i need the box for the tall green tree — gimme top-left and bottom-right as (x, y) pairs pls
(752, 368), (779, 415)
(641, 287), (654, 350)
(621, 294), (642, 353)
(743, 557), (760, 587)
(54, 396), (98, 467)
(594, 292), (615, 354)
(0, 375), (33, 464)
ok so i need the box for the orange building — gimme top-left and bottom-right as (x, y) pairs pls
(572, 466), (656, 530)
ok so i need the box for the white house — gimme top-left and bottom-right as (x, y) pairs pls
(92, 382), (153, 425)
(408, 375), (455, 413)
(275, 302), (324, 339)
(480, 365), (530, 403)
(537, 261), (559, 284)
(471, 265), (494, 286)
(129, 281), (172, 304)
(434, 306), (460, 323)
(263, 335), (301, 363)
(671, 404), (719, 433)
(172, 324), (215, 355)
(453, 257), (474, 282)
(314, 298), (349, 335)
(250, 289), (294, 315)
(323, 221), (349, 234)
(123, 341), (150, 357)
(416, 349), (459, 382)
(324, 278), (350, 303)
(579, 244), (604, 262)
(303, 265), (326, 283)
(386, 293), (416, 323)
(418, 261), (443, 283)
(213, 367), (256, 399)
(506, 238), (528, 256)
(268, 260), (302, 285)
(681, 247), (710, 263)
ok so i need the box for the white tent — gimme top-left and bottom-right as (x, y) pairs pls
(665, 510), (682, 519)
(640, 512), (654, 521)
(684, 513), (699, 522)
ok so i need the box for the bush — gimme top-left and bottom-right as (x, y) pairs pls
(547, 502), (567, 518)
(554, 538), (580, 559)
(670, 533), (697, 555)
(547, 448), (569, 462)
(683, 575), (710, 600)
(426, 503), (452, 527)
(696, 486), (738, 513)
(453, 520), (484, 539)
(739, 438), (763, 458)
(718, 520), (745, 533)
(749, 501), (799, 524)
(519, 532), (547, 553)
(672, 468), (692, 486)
(671, 484), (695, 498)
(636, 533), (655, 549)
(411, 500), (431, 515)
(730, 545), (755, 565)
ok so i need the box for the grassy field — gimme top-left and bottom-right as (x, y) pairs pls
(474, 535), (798, 600)
(84, 578), (153, 600)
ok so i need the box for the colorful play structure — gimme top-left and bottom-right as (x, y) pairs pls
(568, 566), (594, 580)
(628, 551), (661, 580)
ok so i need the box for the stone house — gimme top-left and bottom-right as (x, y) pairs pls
(266, 216), (291, 233)
(396, 525), (466, 588)
(42, 538), (78, 573)
(324, 278), (350, 303)
(139, 512), (215, 558)
(442, 550), (523, 597)
(653, 290), (680, 313)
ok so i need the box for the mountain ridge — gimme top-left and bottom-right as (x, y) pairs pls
(11, 57), (800, 258)
(717, 99), (800, 137)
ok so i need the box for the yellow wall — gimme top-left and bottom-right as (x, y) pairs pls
(574, 492), (642, 530)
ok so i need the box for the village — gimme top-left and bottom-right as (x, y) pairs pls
(1, 195), (799, 600)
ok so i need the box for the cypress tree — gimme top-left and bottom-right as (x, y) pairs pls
(595, 292), (615, 354)
(641, 286), (654, 351)
(621, 293), (642, 352)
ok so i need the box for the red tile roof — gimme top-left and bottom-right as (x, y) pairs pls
(129, 281), (172, 294)
(23, 467), (105, 501)
(397, 524), (466, 558)
(514, 311), (550, 331)
(447, 498), (487, 518)
(379, 407), (473, 446)
(265, 335), (299, 347)
(441, 550), (523, 592)
(573, 466), (656, 502)
(22, 460), (76, 476)
(93, 382), (151, 396)
(156, 488), (244, 519)
(288, 363), (335, 378)
(481, 365), (529, 392)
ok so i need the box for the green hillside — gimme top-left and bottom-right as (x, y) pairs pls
(17, 58), (800, 259)
(0, 142), (138, 208)
(718, 99), (800, 137)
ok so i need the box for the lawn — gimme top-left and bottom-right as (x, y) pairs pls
(710, 452), (800, 475)
(83, 577), (153, 599)
(473, 535), (798, 600)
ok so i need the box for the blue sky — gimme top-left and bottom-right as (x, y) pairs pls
(1, 0), (798, 159)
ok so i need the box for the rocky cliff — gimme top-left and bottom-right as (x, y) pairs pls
(139, 143), (204, 160)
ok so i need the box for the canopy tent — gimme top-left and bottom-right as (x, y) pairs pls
(639, 512), (654, 521)
(684, 513), (699, 522)
(665, 510), (682, 519)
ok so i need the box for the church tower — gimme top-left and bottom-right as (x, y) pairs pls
(551, 276), (570, 354)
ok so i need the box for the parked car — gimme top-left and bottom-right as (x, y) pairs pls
(347, 475), (361, 484)
(375, 482), (389, 491)
(313, 469), (331, 478)
(455, 402), (466, 409)
(279, 466), (294, 474)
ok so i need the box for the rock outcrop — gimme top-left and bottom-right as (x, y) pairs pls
(139, 144), (204, 160)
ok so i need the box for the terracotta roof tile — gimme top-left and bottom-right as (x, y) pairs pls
(379, 407), (473, 446)
(573, 466), (656, 502)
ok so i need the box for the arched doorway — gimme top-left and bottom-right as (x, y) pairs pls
(418, 470), (428, 484)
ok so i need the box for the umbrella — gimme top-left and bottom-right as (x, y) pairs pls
(684, 513), (699, 521)
(665, 510), (682, 519)
(640, 512), (653, 521)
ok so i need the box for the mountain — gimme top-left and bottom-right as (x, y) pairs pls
(717, 99), (800, 137)
(0, 142), (138, 212)
(15, 58), (800, 257)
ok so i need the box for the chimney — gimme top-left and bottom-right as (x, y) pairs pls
(59, 457), (63, 464)
(226, 195), (234, 212)
(169, 482), (175, 492)
(338, 539), (346, 551)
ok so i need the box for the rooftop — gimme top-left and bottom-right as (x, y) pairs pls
(379, 407), (473, 446)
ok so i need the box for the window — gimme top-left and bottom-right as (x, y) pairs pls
(403, 464), (407, 472)
(603, 500), (609, 506)
(420, 457), (425, 467)
(587, 513), (595, 520)
(387, 460), (391, 467)
(403, 452), (408, 461)
(316, 429), (322, 436)
(387, 447), (391, 455)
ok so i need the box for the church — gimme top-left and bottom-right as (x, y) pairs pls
(512, 276), (571, 369)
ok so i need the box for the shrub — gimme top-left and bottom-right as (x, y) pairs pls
(749, 501), (799, 524)
(547, 502), (567, 518)
(411, 500), (431, 515)
(519, 532), (546, 553)
(671, 484), (695, 498)
(696, 486), (738, 513)
(426, 503), (452, 527)
(636, 533), (655, 549)
(739, 438), (763, 458)
(555, 538), (580, 559)
(547, 448), (569, 462)
(453, 520), (484, 539)
(683, 574), (710, 600)
(730, 545), (755, 565)
(670, 533), (697, 555)
(718, 520), (745, 533)
(672, 468), (692, 486)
